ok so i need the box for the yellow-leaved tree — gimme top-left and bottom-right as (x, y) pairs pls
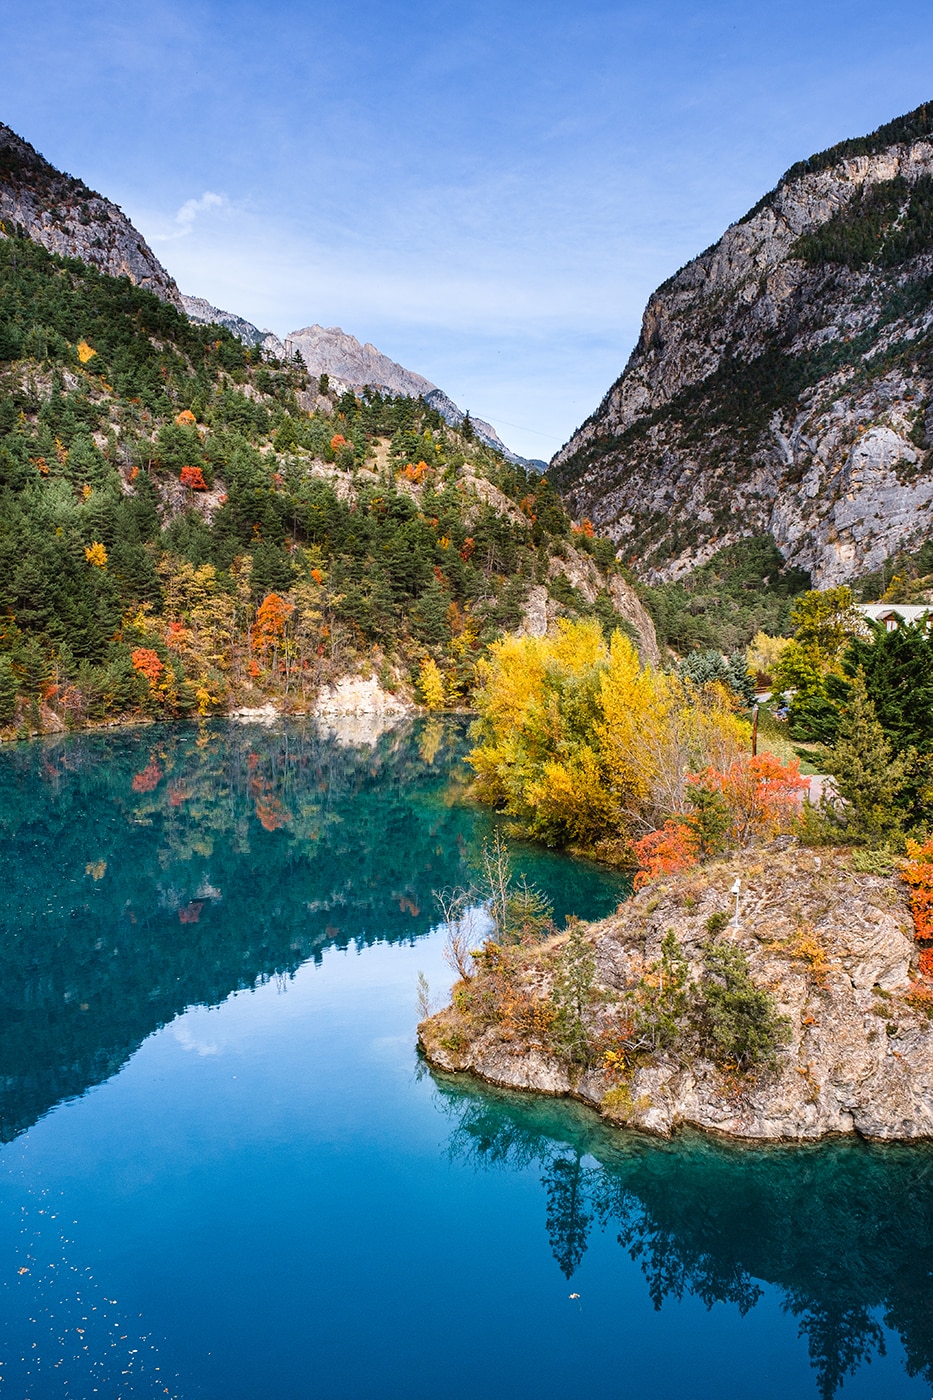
(418, 657), (446, 711)
(84, 541), (107, 568)
(469, 619), (751, 858)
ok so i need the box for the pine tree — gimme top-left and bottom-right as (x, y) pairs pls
(550, 921), (597, 1066)
(846, 618), (933, 753)
(827, 670), (906, 845)
(0, 655), (18, 724)
(411, 577), (450, 646)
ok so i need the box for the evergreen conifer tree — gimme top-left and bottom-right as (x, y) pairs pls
(827, 670), (906, 845)
(0, 655), (18, 725)
(550, 922), (597, 1066)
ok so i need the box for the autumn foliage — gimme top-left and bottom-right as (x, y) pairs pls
(631, 754), (806, 887)
(633, 822), (699, 889)
(252, 592), (294, 655)
(902, 835), (933, 944)
(470, 619), (808, 876)
(179, 465), (208, 490)
(470, 619), (752, 853)
(417, 657), (446, 710)
(692, 753), (808, 848)
(131, 648), (164, 685)
(399, 460), (431, 483)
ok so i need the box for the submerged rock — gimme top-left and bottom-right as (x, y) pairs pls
(419, 848), (933, 1142)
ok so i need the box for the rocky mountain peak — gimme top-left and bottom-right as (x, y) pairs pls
(182, 297), (545, 469)
(0, 122), (182, 309)
(285, 323), (436, 399)
(552, 102), (933, 587)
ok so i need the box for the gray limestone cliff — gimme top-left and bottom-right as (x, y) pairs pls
(552, 103), (933, 586)
(420, 845), (933, 1142)
(0, 123), (182, 308)
(516, 543), (659, 664)
(284, 324), (544, 469)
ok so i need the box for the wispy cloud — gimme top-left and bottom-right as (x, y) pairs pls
(152, 190), (229, 241)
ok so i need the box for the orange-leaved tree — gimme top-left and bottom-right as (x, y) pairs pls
(633, 821), (699, 889)
(131, 648), (164, 687)
(902, 834), (933, 944)
(693, 753), (807, 848)
(179, 465), (208, 490)
(252, 592), (294, 659)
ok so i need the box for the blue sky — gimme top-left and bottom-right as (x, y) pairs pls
(3, 0), (933, 459)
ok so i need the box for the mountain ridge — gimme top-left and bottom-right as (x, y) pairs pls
(0, 122), (182, 308)
(181, 293), (544, 469)
(0, 121), (540, 471)
(552, 101), (933, 587)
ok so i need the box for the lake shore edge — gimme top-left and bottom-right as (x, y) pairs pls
(419, 845), (933, 1144)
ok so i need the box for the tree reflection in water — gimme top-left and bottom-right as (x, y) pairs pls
(0, 717), (628, 1144)
(433, 1071), (933, 1400)
(0, 717), (475, 1142)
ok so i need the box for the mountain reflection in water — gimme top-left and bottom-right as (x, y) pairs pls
(0, 716), (627, 1143)
(433, 1073), (933, 1400)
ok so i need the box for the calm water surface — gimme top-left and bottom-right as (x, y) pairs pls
(0, 718), (930, 1399)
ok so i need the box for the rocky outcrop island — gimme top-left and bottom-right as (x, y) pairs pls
(419, 845), (933, 1142)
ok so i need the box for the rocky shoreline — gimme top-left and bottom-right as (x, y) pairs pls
(419, 846), (933, 1142)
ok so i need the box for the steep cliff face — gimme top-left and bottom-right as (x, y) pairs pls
(552, 104), (933, 586)
(0, 123), (182, 308)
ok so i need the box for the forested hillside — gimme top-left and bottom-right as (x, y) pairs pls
(0, 231), (639, 734)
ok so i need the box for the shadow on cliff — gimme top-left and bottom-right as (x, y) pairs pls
(431, 1070), (933, 1400)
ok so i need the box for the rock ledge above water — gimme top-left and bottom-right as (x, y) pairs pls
(419, 848), (933, 1141)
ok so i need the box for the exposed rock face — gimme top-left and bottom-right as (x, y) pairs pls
(287, 323), (435, 399)
(552, 103), (933, 586)
(179, 297), (544, 469)
(180, 294), (286, 358)
(312, 674), (413, 716)
(514, 544), (660, 663)
(286, 326), (544, 468)
(0, 123), (182, 308)
(420, 846), (933, 1142)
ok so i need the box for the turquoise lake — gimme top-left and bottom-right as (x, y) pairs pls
(0, 717), (930, 1399)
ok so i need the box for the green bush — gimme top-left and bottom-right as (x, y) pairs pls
(698, 940), (791, 1070)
